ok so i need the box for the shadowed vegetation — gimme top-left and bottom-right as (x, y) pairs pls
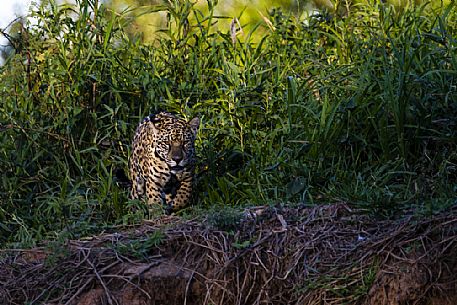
(0, 0), (456, 247)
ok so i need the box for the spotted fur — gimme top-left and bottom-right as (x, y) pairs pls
(129, 112), (199, 214)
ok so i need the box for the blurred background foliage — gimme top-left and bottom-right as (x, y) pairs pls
(0, 0), (456, 248)
(109, 0), (454, 42)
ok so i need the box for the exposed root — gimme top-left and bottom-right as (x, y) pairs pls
(1, 203), (456, 305)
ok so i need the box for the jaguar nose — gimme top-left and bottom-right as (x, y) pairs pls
(170, 143), (184, 164)
(172, 155), (183, 163)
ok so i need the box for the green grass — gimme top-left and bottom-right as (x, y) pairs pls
(0, 0), (456, 247)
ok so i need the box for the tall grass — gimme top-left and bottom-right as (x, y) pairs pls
(0, 0), (456, 247)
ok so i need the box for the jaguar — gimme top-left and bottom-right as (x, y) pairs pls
(129, 111), (200, 214)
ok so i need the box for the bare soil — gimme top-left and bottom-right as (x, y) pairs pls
(1, 203), (456, 305)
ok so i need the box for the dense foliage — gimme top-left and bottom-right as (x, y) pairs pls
(0, 0), (456, 247)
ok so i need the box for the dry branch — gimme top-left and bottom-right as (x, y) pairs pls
(1, 203), (457, 305)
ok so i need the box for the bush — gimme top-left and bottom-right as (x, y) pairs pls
(0, 0), (456, 247)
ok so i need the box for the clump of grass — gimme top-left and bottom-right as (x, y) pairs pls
(114, 230), (165, 259)
(205, 205), (244, 232)
(0, 0), (456, 247)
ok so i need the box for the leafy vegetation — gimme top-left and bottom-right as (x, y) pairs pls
(114, 229), (165, 259)
(0, 0), (456, 248)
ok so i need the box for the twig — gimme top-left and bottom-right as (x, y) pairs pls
(86, 256), (115, 305)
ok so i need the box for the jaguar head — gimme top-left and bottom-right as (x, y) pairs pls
(150, 113), (200, 171)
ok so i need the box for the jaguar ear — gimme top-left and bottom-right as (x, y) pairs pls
(150, 121), (158, 135)
(146, 116), (159, 136)
(188, 117), (200, 135)
(142, 115), (160, 136)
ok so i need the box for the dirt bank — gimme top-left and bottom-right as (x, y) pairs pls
(1, 203), (456, 304)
